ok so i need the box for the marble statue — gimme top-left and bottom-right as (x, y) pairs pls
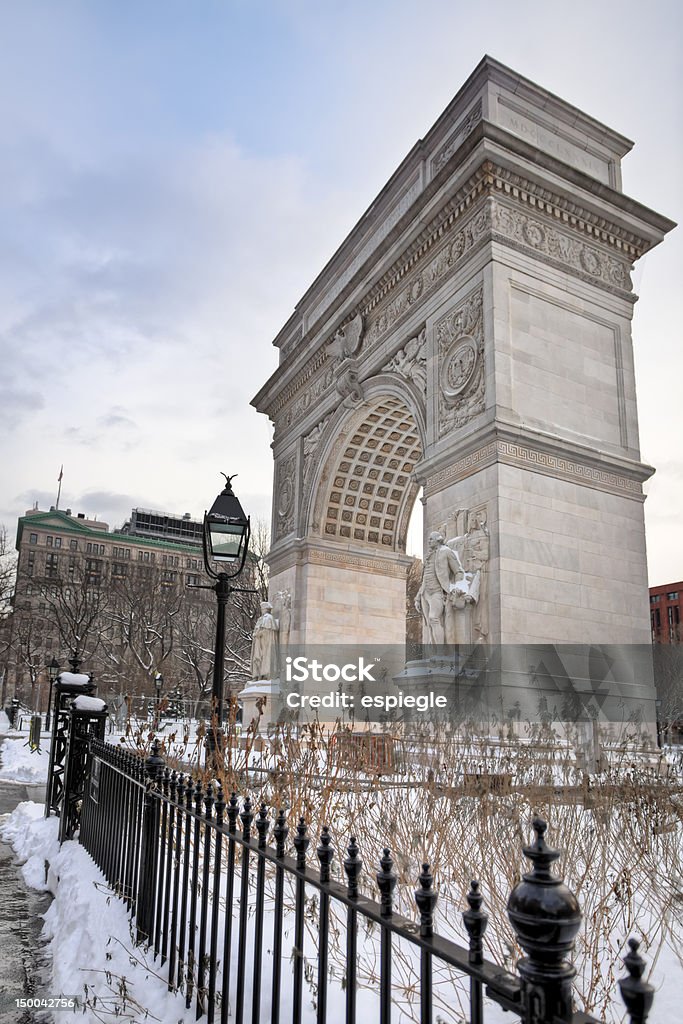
(250, 601), (279, 680)
(416, 508), (490, 645)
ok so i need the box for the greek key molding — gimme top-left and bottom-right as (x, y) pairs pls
(425, 438), (645, 499)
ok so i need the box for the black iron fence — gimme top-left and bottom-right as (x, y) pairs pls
(73, 736), (656, 1024)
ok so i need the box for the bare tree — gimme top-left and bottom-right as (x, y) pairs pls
(102, 567), (184, 693)
(33, 565), (110, 668)
(0, 524), (17, 614)
(8, 612), (44, 709)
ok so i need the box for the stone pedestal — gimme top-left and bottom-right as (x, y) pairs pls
(238, 679), (281, 733)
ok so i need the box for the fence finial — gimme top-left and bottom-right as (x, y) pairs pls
(273, 808), (288, 858)
(463, 879), (488, 965)
(344, 837), (362, 899)
(507, 818), (581, 1024)
(415, 863), (438, 938)
(317, 826), (334, 883)
(619, 938), (655, 1024)
(256, 803), (270, 848)
(294, 817), (309, 870)
(376, 848), (397, 918)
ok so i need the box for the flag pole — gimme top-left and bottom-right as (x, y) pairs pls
(56, 465), (63, 510)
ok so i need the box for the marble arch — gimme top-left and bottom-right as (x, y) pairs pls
(252, 57), (674, 651)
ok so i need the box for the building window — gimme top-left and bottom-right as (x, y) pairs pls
(86, 558), (102, 582)
(46, 536), (53, 547)
(70, 539), (78, 551)
(112, 563), (127, 578)
(29, 533), (37, 545)
(45, 552), (59, 578)
(27, 551), (35, 576)
(161, 570), (177, 586)
(667, 591), (679, 601)
(650, 594), (661, 604)
(68, 557), (76, 579)
(54, 537), (62, 548)
(187, 557), (200, 570)
(186, 573), (200, 586)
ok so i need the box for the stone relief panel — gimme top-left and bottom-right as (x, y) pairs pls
(491, 200), (632, 294)
(431, 99), (483, 176)
(436, 285), (485, 438)
(384, 326), (427, 396)
(281, 366), (335, 432)
(274, 451), (297, 541)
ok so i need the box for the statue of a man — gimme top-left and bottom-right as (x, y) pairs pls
(415, 531), (465, 645)
(251, 601), (279, 680)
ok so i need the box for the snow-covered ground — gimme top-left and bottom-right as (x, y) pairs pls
(0, 735), (51, 784)
(2, 801), (196, 1024)
(1, 729), (680, 1023)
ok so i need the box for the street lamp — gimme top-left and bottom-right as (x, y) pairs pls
(45, 657), (61, 730)
(154, 671), (163, 728)
(202, 474), (251, 768)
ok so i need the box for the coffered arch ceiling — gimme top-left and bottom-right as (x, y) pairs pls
(315, 395), (422, 552)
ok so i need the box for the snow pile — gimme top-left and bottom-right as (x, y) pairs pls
(1, 802), (195, 1023)
(71, 696), (107, 712)
(0, 736), (50, 784)
(58, 672), (91, 687)
(0, 709), (10, 732)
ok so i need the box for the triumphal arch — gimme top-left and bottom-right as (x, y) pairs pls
(252, 57), (674, 651)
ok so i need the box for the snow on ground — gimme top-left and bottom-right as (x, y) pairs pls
(0, 736), (50, 784)
(1, 802), (196, 1024)
(2, 719), (680, 1022)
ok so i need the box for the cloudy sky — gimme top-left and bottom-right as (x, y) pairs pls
(1, 1), (681, 583)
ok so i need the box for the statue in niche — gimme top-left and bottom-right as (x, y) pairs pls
(415, 508), (490, 646)
(250, 601), (279, 680)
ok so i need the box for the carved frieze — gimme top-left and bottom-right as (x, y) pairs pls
(491, 201), (632, 293)
(275, 452), (297, 540)
(364, 206), (490, 351)
(436, 286), (485, 437)
(279, 366), (335, 434)
(384, 327), (427, 395)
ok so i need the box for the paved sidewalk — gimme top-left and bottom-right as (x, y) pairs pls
(0, 780), (53, 1024)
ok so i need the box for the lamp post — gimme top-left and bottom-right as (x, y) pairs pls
(45, 657), (61, 730)
(200, 474), (251, 769)
(154, 672), (163, 729)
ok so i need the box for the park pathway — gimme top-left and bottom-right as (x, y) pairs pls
(0, 779), (53, 1023)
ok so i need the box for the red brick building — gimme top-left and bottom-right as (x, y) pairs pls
(649, 582), (683, 643)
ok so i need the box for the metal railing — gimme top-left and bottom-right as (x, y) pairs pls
(77, 738), (655, 1024)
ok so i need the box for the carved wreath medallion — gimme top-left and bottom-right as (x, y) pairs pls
(436, 286), (485, 437)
